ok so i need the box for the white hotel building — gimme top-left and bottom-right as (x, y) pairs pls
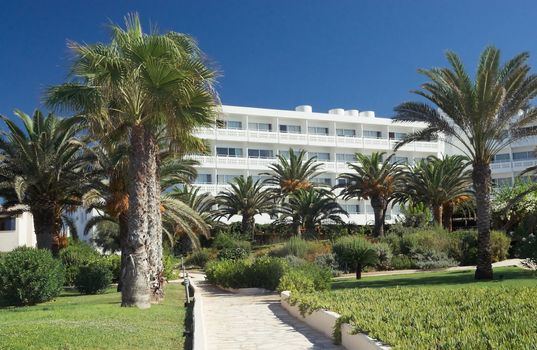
(190, 104), (445, 225)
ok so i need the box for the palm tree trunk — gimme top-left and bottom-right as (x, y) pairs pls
(432, 205), (443, 226)
(122, 124), (151, 309)
(371, 196), (386, 237)
(118, 212), (129, 292)
(241, 215), (250, 238)
(355, 263), (362, 279)
(472, 161), (493, 280)
(32, 204), (61, 256)
(145, 130), (164, 303)
(442, 202), (454, 232)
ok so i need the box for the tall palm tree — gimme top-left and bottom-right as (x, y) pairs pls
(214, 176), (273, 241)
(393, 47), (537, 280)
(402, 155), (473, 230)
(0, 110), (92, 255)
(263, 149), (324, 196)
(46, 13), (219, 307)
(277, 188), (347, 238)
(337, 152), (405, 237)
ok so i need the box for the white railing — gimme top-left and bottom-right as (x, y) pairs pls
(336, 136), (363, 147)
(490, 159), (537, 171)
(363, 137), (390, 149)
(308, 134), (336, 144)
(279, 132), (308, 143)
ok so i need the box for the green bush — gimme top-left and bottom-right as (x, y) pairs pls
(212, 232), (251, 252)
(163, 254), (179, 280)
(102, 254), (121, 283)
(278, 263), (332, 293)
(411, 248), (458, 269)
(60, 241), (101, 286)
(314, 253), (340, 274)
(217, 247), (250, 260)
(449, 230), (511, 265)
(0, 247), (65, 305)
(380, 233), (403, 255)
(75, 261), (112, 294)
(185, 248), (211, 268)
(289, 286), (537, 350)
(491, 230), (511, 262)
(271, 237), (311, 258)
(372, 242), (393, 270)
(333, 235), (377, 278)
(390, 255), (416, 270)
(400, 228), (452, 256)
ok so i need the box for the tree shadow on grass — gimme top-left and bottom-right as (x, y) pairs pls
(332, 268), (535, 290)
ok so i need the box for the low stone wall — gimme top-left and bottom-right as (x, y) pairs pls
(280, 291), (390, 350)
(218, 286), (271, 295)
(189, 277), (206, 350)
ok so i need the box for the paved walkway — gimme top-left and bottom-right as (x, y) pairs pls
(189, 273), (342, 350)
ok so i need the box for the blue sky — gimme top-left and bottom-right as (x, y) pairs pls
(2, 0), (537, 118)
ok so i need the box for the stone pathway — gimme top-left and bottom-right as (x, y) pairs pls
(189, 274), (342, 350)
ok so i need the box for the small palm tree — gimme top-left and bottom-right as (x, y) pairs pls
(263, 149), (324, 196)
(0, 110), (92, 255)
(393, 47), (537, 279)
(214, 176), (273, 241)
(333, 236), (378, 279)
(277, 188), (347, 238)
(337, 152), (405, 237)
(402, 155), (473, 230)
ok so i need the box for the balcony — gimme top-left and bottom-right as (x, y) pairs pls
(491, 159), (537, 173)
(188, 155), (276, 170)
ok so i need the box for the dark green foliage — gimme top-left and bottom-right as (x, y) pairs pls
(390, 255), (416, 270)
(272, 237), (310, 258)
(163, 254), (179, 280)
(372, 242), (393, 270)
(212, 232), (251, 251)
(205, 257), (288, 290)
(217, 247), (249, 260)
(411, 249), (458, 270)
(75, 261), (113, 294)
(185, 248), (211, 268)
(278, 263), (332, 293)
(59, 241), (101, 286)
(0, 247), (65, 305)
(102, 254), (121, 283)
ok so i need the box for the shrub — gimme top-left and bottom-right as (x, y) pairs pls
(333, 236), (378, 279)
(400, 228), (451, 256)
(163, 254), (179, 280)
(380, 233), (403, 255)
(102, 254), (121, 283)
(390, 255), (416, 270)
(75, 261), (112, 294)
(450, 230), (511, 265)
(59, 241), (101, 286)
(278, 269), (315, 293)
(217, 247), (249, 260)
(185, 248), (211, 268)
(212, 232), (251, 252)
(411, 248), (458, 270)
(314, 253), (340, 272)
(372, 242), (393, 270)
(491, 230), (511, 262)
(0, 247), (64, 305)
(277, 237), (310, 258)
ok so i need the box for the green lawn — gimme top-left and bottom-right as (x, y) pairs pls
(333, 266), (537, 289)
(0, 283), (188, 350)
(289, 267), (537, 350)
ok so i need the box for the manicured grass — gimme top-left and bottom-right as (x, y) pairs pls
(0, 283), (187, 350)
(288, 267), (537, 349)
(332, 266), (537, 289)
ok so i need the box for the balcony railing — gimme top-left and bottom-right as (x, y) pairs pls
(194, 127), (439, 150)
(491, 159), (537, 171)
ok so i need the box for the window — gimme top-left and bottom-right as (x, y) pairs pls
(249, 122), (272, 132)
(308, 152), (330, 161)
(312, 177), (332, 186)
(392, 156), (409, 164)
(336, 128), (356, 137)
(341, 204), (360, 214)
(0, 217), (16, 231)
(389, 132), (407, 140)
(363, 130), (382, 139)
(513, 151), (535, 161)
(216, 147), (243, 157)
(280, 124), (301, 134)
(248, 149), (274, 158)
(493, 153), (511, 163)
(337, 178), (351, 186)
(195, 174), (212, 184)
(336, 153), (355, 162)
(217, 174), (240, 184)
(218, 120), (242, 129)
(308, 126), (329, 135)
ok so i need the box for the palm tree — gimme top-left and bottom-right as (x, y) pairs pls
(46, 13), (218, 307)
(402, 155), (473, 230)
(277, 188), (347, 238)
(337, 152), (405, 237)
(393, 47), (537, 280)
(214, 176), (273, 241)
(263, 149), (324, 196)
(0, 110), (92, 255)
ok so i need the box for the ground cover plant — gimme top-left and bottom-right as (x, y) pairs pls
(290, 267), (537, 349)
(0, 283), (186, 349)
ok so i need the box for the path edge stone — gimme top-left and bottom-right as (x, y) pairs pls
(189, 276), (206, 350)
(280, 291), (390, 350)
